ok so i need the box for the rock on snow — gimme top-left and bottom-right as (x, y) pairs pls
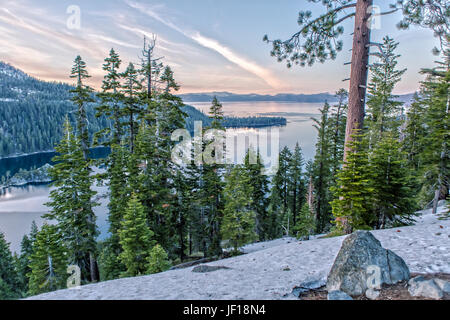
(28, 205), (450, 300)
(326, 230), (410, 296)
(408, 276), (444, 299)
(327, 290), (353, 300)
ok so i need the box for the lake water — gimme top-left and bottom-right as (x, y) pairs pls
(0, 101), (323, 252)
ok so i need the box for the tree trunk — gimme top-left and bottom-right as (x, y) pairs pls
(292, 183), (297, 226)
(89, 251), (98, 282)
(340, 0), (372, 234)
(343, 0), (372, 162)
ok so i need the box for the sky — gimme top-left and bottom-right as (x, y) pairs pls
(0, 0), (441, 94)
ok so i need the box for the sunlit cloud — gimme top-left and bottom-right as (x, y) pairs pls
(190, 32), (285, 89)
(125, 0), (286, 90)
(88, 34), (141, 49)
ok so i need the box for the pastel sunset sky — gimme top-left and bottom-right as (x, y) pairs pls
(0, 0), (441, 94)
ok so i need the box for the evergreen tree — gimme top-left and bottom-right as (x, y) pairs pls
(293, 203), (315, 240)
(120, 63), (143, 153)
(331, 130), (374, 233)
(137, 66), (186, 254)
(199, 96), (226, 257)
(27, 224), (67, 296)
(96, 48), (123, 145)
(328, 89), (348, 179)
(288, 143), (306, 229)
(118, 194), (155, 277)
(370, 134), (417, 228)
(222, 165), (257, 253)
(366, 36), (406, 141)
(0, 232), (21, 299)
(270, 146), (292, 236)
(184, 134), (206, 257)
(243, 148), (270, 240)
(402, 93), (427, 171)
(70, 55), (94, 159)
(312, 103), (332, 233)
(209, 96), (225, 129)
(44, 119), (98, 282)
(15, 221), (39, 295)
(419, 58), (449, 213)
(147, 244), (171, 274)
(99, 142), (129, 280)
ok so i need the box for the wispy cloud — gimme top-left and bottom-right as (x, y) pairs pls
(125, 0), (285, 89)
(190, 33), (284, 89)
(88, 34), (141, 49)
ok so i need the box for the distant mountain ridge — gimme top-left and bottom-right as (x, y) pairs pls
(179, 91), (339, 103)
(178, 91), (416, 104)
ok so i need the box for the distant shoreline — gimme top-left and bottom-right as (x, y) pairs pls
(0, 149), (55, 161)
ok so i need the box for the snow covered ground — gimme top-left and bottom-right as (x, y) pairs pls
(28, 204), (449, 300)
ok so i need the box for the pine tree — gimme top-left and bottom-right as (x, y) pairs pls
(243, 148), (270, 240)
(288, 143), (306, 230)
(184, 134), (206, 257)
(370, 134), (417, 228)
(96, 48), (123, 145)
(293, 203), (315, 240)
(222, 165), (257, 253)
(312, 102), (332, 233)
(120, 63), (143, 153)
(331, 130), (374, 233)
(0, 232), (21, 299)
(44, 119), (98, 282)
(99, 142), (129, 281)
(328, 89), (348, 179)
(419, 58), (449, 213)
(27, 224), (67, 296)
(15, 222), (38, 296)
(138, 66), (186, 253)
(366, 36), (406, 141)
(118, 194), (155, 277)
(199, 96), (226, 257)
(209, 96), (225, 129)
(69, 56), (100, 282)
(402, 93), (427, 171)
(70, 55), (94, 160)
(147, 244), (171, 274)
(270, 146), (292, 236)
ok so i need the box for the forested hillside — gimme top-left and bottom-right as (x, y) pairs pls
(0, 62), (107, 157)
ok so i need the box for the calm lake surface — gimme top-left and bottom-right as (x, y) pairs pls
(0, 101), (323, 252)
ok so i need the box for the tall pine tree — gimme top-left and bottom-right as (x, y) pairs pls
(44, 119), (98, 282)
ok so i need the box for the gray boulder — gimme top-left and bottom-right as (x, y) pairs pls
(327, 230), (410, 296)
(327, 290), (353, 300)
(292, 278), (327, 297)
(434, 278), (450, 294)
(408, 276), (444, 299)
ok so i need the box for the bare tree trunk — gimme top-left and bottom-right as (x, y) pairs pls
(339, 0), (372, 234)
(343, 0), (372, 162)
(89, 252), (98, 282)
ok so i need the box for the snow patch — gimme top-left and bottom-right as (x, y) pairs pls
(27, 205), (449, 300)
